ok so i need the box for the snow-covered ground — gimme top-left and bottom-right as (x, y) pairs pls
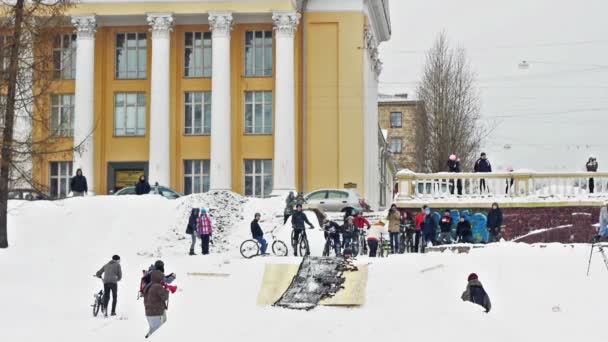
(1, 194), (608, 341)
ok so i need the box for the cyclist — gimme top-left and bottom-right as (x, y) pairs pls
(353, 212), (371, 253)
(341, 216), (358, 256)
(251, 213), (268, 255)
(323, 218), (343, 256)
(95, 255), (122, 317)
(291, 203), (314, 256)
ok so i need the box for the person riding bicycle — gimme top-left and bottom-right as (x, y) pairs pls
(354, 211), (371, 231)
(251, 213), (268, 255)
(291, 203), (314, 256)
(342, 216), (358, 256)
(323, 219), (343, 256)
(95, 255), (122, 317)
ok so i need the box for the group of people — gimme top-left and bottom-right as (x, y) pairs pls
(447, 152), (492, 195)
(95, 257), (176, 338)
(186, 208), (214, 255)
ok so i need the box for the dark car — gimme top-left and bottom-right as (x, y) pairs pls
(8, 189), (51, 201)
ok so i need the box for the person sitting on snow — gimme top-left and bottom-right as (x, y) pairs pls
(251, 213), (268, 255)
(461, 273), (491, 313)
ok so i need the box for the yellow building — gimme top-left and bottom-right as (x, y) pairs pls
(33, 0), (391, 208)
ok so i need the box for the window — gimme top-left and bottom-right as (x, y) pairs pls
(114, 93), (146, 136)
(307, 191), (327, 201)
(390, 138), (402, 154)
(50, 161), (73, 198)
(184, 92), (211, 135)
(115, 32), (147, 79)
(327, 191), (349, 199)
(244, 159), (272, 198)
(245, 30), (272, 77)
(390, 112), (402, 128)
(245, 91), (272, 134)
(50, 94), (74, 137)
(184, 32), (212, 77)
(53, 34), (76, 79)
(184, 160), (210, 195)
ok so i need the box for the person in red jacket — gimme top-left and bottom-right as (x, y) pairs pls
(353, 211), (371, 231)
(414, 205), (427, 253)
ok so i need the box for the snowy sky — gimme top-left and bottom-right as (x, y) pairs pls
(379, 0), (608, 172)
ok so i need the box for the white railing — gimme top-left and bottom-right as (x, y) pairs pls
(396, 171), (608, 200)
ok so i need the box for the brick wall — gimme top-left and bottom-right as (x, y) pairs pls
(378, 103), (417, 170)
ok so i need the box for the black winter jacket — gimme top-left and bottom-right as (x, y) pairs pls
(487, 208), (503, 229)
(422, 215), (438, 235)
(456, 220), (472, 239)
(186, 208), (199, 234)
(461, 280), (492, 312)
(474, 158), (492, 173)
(70, 175), (88, 193)
(439, 216), (453, 233)
(447, 160), (461, 173)
(136, 180), (151, 195)
(251, 219), (264, 238)
(291, 211), (313, 230)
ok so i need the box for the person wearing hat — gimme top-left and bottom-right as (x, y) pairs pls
(586, 156), (598, 193)
(474, 152), (492, 193)
(95, 255), (122, 316)
(438, 209), (454, 245)
(197, 208), (213, 255)
(421, 207), (438, 249)
(461, 273), (492, 313)
(447, 154), (463, 195)
(290, 203), (314, 256)
(251, 213), (268, 255)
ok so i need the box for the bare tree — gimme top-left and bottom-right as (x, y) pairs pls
(0, 0), (74, 248)
(415, 32), (488, 173)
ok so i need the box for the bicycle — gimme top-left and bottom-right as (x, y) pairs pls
(91, 279), (106, 317)
(291, 226), (311, 257)
(378, 233), (391, 258)
(398, 224), (416, 253)
(240, 227), (289, 259)
(322, 227), (341, 257)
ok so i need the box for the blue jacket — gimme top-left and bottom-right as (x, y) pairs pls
(474, 158), (492, 173)
(422, 215), (437, 236)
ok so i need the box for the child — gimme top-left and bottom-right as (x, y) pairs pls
(197, 208), (213, 255)
(461, 273), (491, 313)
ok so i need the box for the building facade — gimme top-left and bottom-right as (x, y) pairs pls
(378, 93), (421, 171)
(30, 0), (391, 207)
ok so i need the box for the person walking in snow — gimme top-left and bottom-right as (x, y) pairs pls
(447, 154), (463, 195)
(421, 207), (438, 248)
(438, 209), (454, 245)
(70, 168), (88, 197)
(284, 191), (296, 224)
(586, 156), (598, 193)
(474, 152), (492, 193)
(387, 204), (401, 253)
(135, 175), (151, 195)
(186, 208), (199, 255)
(144, 270), (169, 338)
(487, 203), (503, 243)
(95, 255), (122, 317)
(291, 203), (314, 256)
(251, 213), (268, 255)
(456, 216), (473, 243)
(461, 273), (492, 313)
(197, 208), (213, 255)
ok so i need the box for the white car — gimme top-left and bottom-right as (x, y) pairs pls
(303, 189), (370, 213)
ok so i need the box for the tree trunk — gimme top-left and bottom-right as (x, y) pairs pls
(0, 0), (25, 248)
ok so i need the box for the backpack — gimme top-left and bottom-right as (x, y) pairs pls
(138, 265), (178, 299)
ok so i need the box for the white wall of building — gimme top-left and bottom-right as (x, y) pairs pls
(363, 48), (380, 210)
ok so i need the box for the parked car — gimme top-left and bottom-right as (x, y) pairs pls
(303, 189), (370, 213)
(113, 185), (181, 199)
(8, 189), (51, 201)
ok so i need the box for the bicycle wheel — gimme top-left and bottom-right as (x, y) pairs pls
(272, 240), (288, 256)
(322, 239), (331, 256)
(92, 299), (100, 317)
(299, 235), (310, 256)
(240, 239), (260, 259)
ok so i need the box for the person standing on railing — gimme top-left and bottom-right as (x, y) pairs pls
(447, 154), (463, 195)
(586, 156), (598, 193)
(474, 152), (492, 193)
(486, 203), (503, 243)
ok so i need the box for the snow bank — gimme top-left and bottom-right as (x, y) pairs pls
(2, 196), (608, 342)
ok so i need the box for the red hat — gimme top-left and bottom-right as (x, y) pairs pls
(467, 273), (478, 281)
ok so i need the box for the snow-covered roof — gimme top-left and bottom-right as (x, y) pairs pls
(378, 93), (421, 104)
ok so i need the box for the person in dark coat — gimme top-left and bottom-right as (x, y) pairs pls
(447, 154), (463, 195)
(96, 255), (122, 316)
(438, 210), (453, 245)
(487, 202), (503, 243)
(456, 216), (473, 243)
(291, 204), (314, 256)
(474, 152), (492, 193)
(421, 207), (437, 248)
(586, 156), (598, 193)
(144, 270), (169, 338)
(461, 273), (492, 313)
(70, 168), (88, 196)
(251, 213), (268, 255)
(323, 218), (343, 256)
(185, 208), (199, 255)
(135, 175), (151, 195)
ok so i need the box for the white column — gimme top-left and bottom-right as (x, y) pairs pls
(147, 14), (173, 186)
(271, 12), (300, 195)
(72, 15), (96, 192)
(208, 12), (233, 191)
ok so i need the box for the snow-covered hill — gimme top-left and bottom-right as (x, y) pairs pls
(1, 194), (608, 341)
